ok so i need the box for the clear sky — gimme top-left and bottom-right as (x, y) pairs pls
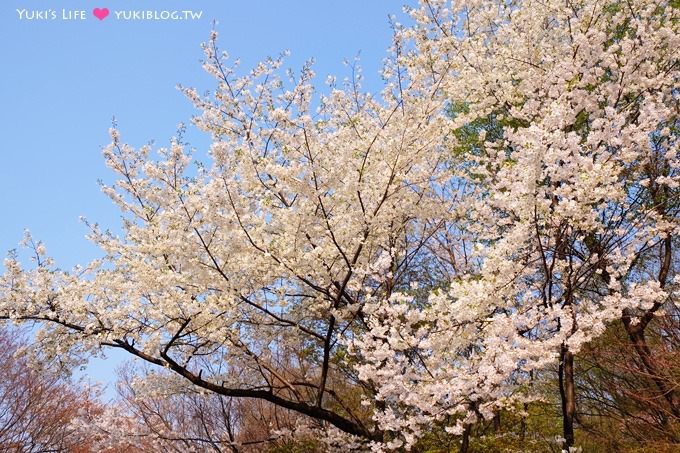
(0, 1), (404, 398)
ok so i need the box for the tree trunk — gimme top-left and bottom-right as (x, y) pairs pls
(559, 344), (576, 451)
(520, 402), (527, 441)
(459, 423), (471, 453)
(493, 412), (501, 433)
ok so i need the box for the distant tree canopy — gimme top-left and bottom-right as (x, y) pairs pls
(0, 328), (97, 451)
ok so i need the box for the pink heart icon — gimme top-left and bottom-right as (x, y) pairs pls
(93, 8), (109, 20)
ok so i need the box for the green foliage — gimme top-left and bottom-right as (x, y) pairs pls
(266, 439), (325, 453)
(448, 103), (506, 159)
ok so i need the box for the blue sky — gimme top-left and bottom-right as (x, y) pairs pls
(0, 1), (404, 398)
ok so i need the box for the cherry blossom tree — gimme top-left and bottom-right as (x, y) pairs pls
(353, 0), (678, 449)
(0, 21), (460, 448)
